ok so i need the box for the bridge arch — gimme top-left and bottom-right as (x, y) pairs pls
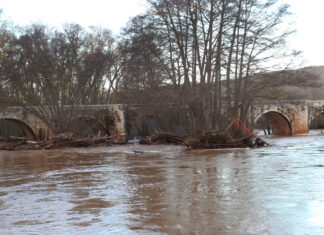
(254, 111), (292, 136)
(309, 111), (324, 129)
(0, 118), (36, 141)
(70, 116), (107, 138)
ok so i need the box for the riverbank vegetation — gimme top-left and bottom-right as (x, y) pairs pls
(0, 1), (321, 142)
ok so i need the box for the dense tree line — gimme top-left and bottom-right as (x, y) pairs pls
(0, 1), (318, 135)
(0, 21), (119, 133)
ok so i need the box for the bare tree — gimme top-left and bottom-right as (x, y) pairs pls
(0, 24), (117, 134)
(119, 16), (169, 104)
(0, 2), (313, 137)
(137, 0), (301, 134)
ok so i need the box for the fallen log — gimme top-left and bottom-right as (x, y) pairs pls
(9, 136), (27, 141)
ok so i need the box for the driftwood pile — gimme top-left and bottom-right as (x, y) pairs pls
(0, 134), (113, 150)
(139, 131), (269, 149)
(0, 119), (268, 150)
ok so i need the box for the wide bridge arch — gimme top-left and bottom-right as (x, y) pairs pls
(250, 100), (309, 136)
(0, 104), (128, 142)
(0, 118), (37, 141)
(70, 115), (107, 138)
(254, 111), (292, 136)
(0, 108), (51, 141)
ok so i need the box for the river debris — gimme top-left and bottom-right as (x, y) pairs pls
(139, 119), (270, 149)
(139, 133), (184, 145)
(0, 134), (113, 151)
(139, 132), (269, 149)
(0, 118), (269, 150)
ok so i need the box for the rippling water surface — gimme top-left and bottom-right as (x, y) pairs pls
(0, 132), (324, 234)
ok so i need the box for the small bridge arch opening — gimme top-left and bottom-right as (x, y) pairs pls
(254, 111), (292, 136)
(0, 118), (36, 141)
(309, 112), (324, 130)
(70, 116), (107, 138)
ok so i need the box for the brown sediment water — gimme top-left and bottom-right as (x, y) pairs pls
(0, 131), (324, 234)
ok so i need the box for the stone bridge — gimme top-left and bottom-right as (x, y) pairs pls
(248, 100), (324, 136)
(1, 100), (324, 142)
(0, 105), (127, 141)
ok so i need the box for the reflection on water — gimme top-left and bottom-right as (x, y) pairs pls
(0, 133), (324, 234)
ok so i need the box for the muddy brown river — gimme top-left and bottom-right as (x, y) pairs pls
(0, 132), (324, 234)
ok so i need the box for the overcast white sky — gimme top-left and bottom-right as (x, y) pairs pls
(0, 0), (323, 67)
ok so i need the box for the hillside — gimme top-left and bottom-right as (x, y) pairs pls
(255, 66), (324, 101)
